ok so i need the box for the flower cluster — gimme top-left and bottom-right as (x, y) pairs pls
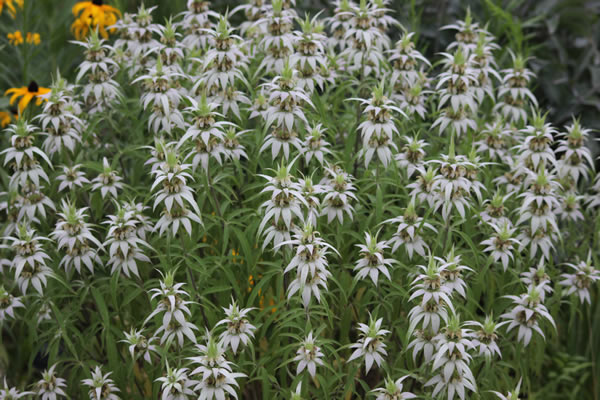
(1, 2), (598, 400)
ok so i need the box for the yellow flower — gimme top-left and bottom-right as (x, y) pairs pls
(7, 31), (40, 46)
(0, 111), (12, 128)
(0, 0), (23, 17)
(7, 30), (23, 45)
(71, 0), (121, 40)
(4, 81), (51, 113)
(25, 32), (40, 45)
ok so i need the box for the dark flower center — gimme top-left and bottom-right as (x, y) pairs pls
(28, 81), (39, 93)
(92, 0), (103, 5)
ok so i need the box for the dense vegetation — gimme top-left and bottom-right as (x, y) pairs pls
(0, 0), (599, 399)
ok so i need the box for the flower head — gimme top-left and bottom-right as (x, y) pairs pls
(81, 366), (120, 400)
(0, 0), (23, 17)
(347, 315), (389, 373)
(293, 331), (325, 377)
(372, 376), (416, 400)
(36, 364), (67, 400)
(5, 81), (51, 113)
(72, 0), (121, 40)
(560, 256), (600, 305)
(216, 301), (256, 354)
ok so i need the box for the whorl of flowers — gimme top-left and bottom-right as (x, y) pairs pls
(51, 200), (102, 274)
(188, 331), (246, 400)
(353, 83), (405, 167)
(347, 314), (390, 373)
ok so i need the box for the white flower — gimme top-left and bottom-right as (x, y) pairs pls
(436, 49), (478, 112)
(216, 301), (256, 354)
(479, 191), (513, 227)
(0, 379), (34, 399)
(0, 286), (24, 322)
(133, 58), (185, 134)
(385, 199), (436, 259)
(480, 221), (519, 271)
(426, 315), (477, 400)
(347, 316), (389, 373)
(501, 285), (556, 346)
(492, 160), (527, 194)
(5, 224), (52, 294)
(121, 328), (158, 364)
(36, 75), (84, 155)
(290, 382), (303, 400)
(156, 366), (196, 400)
(468, 315), (506, 359)
(520, 259), (553, 302)
(222, 127), (248, 162)
(151, 19), (185, 75)
(441, 9), (490, 53)
(82, 366), (121, 400)
(178, 94), (228, 171)
(209, 86), (251, 120)
(388, 32), (430, 87)
(474, 118), (515, 163)
(198, 16), (248, 92)
(408, 256), (454, 333)
(557, 193), (584, 222)
(258, 163), (307, 250)
(72, 31), (122, 113)
(287, 268), (331, 308)
(178, 0), (218, 51)
(407, 166), (437, 208)
(353, 84), (405, 167)
(395, 136), (427, 179)
(124, 201), (153, 240)
(438, 249), (473, 298)
(256, 1), (296, 74)
(560, 257), (600, 305)
(280, 223), (337, 307)
(1, 119), (52, 188)
(18, 183), (56, 222)
(297, 177), (324, 226)
(303, 124), (332, 165)
(325, 0), (354, 51)
(264, 63), (313, 130)
(394, 82), (431, 120)
(425, 372), (476, 400)
(320, 165), (357, 224)
(492, 378), (523, 400)
(340, 2), (386, 76)
(407, 329), (436, 362)
(494, 52), (537, 124)
(35, 364), (67, 400)
(56, 164), (89, 192)
(103, 205), (151, 278)
(91, 157), (124, 199)
(517, 112), (557, 169)
(146, 271), (198, 347)
(293, 331), (324, 377)
(291, 14), (329, 92)
(517, 226), (557, 261)
(51, 200), (102, 274)
(151, 148), (202, 237)
(430, 142), (475, 221)
(261, 126), (304, 160)
(555, 120), (594, 183)
(432, 49), (478, 136)
(372, 376), (416, 400)
(354, 231), (394, 285)
(188, 332), (246, 400)
(517, 167), (561, 234)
